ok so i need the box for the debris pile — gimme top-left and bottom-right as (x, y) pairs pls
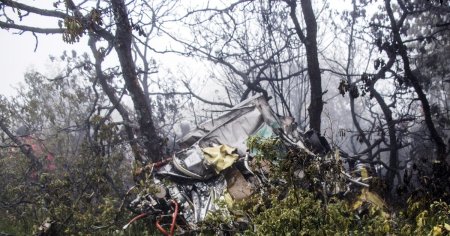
(126, 96), (386, 235)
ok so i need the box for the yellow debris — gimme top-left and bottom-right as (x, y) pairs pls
(202, 144), (239, 173)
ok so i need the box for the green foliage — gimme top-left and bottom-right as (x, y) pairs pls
(244, 190), (339, 235)
(198, 199), (235, 234)
(240, 136), (450, 235)
(63, 17), (84, 44)
(0, 143), (132, 235)
(0, 68), (134, 235)
(396, 199), (450, 235)
(248, 135), (346, 199)
(236, 187), (393, 235)
(247, 135), (285, 161)
(0, 155), (36, 235)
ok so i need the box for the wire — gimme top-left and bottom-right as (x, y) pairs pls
(156, 200), (179, 236)
(122, 212), (149, 230)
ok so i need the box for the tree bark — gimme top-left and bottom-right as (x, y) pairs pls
(370, 86), (398, 191)
(111, 0), (162, 162)
(288, 0), (323, 132)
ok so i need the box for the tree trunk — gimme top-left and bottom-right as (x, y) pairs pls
(385, 0), (447, 160)
(370, 87), (398, 191)
(288, 0), (323, 132)
(111, 0), (161, 162)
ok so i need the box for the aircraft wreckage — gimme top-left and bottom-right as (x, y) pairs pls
(123, 95), (386, 235)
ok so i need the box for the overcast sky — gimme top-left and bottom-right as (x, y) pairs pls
(0, 30), (86, 96)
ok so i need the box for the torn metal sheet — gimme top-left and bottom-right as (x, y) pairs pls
(172, 145), (214, 180)
(179, 95), (283, 155)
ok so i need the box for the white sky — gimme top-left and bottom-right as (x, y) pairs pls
(0, 1), (68, 96)
(0, 31), (83, 96)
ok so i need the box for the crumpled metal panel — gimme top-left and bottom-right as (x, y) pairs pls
(179, 95), (282, 156)
(178, 105), (256, 148)
(172, 145), (214, 179)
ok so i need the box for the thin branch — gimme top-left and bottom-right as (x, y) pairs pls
(0, 0), (68, 19)
(0, 119), (42, 168)
(182, 80), (233, 108)
(0, 21), (65, 34)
